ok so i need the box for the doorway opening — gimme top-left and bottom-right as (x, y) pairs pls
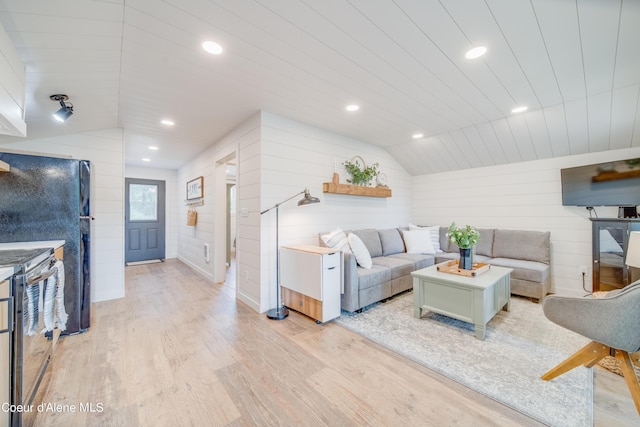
(226, 167), (236, 288)
(214, 151), (238, 289)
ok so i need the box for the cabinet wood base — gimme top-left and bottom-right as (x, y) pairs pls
(282, 287), (324, 323)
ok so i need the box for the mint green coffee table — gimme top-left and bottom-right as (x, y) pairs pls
(411, 264), (513, 340)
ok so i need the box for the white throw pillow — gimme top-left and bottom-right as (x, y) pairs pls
(348, 233), (373, 269)
(321, 228), (351, 253)
(408, 223), (442, 253)
(401, 229), (436, 254)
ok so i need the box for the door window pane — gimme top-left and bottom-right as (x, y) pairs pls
(129, 184), (158, 221)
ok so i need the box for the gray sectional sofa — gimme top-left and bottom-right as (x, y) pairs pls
(322, 226), (551, 312)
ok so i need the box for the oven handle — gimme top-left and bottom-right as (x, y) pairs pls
(0, 296), (13, 334)
(27, 267), (56, 286)
(25, 254), (56, 282)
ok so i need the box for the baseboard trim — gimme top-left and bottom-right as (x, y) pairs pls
(125, 259), (163, 266)
(176, 256), (214, 282)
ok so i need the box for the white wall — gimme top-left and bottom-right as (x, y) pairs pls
(411, 146), (640, 297)
(176, 111), (413, 314)
(124, 165), (179, 259)
(0, 128), (125, 301)
(259, 112), (413, 312)
(176, 113), (258, 313)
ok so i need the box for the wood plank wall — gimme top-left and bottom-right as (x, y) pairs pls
(412, 146), (640, 297)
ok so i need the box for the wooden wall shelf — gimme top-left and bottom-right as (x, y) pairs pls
(323, 173), (392, 198)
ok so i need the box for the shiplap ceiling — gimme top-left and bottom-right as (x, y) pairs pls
(0, 0), (639, 174)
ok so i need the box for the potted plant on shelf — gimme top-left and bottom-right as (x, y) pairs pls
(447, 222), (480, 270)
(343, 157), (379, 186)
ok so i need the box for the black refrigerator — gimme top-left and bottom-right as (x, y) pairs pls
(0, 152), (91, 334)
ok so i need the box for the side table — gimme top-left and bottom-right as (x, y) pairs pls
(280, 245), (342, 323)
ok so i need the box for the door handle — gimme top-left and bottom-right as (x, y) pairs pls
(328, 266), (336, 270)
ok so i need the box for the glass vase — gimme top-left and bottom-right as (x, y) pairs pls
(459, 247), (472, 270)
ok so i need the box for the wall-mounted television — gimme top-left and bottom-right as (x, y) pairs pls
(561, 158), (640, 207)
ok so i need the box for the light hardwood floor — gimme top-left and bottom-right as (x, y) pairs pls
(30, 259), (638, 426)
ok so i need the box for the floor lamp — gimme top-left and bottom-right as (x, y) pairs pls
(260, 188), (320, 320)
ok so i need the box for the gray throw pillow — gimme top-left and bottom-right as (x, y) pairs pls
(352, 229), (383, 258)
(378, 228), (405, 256)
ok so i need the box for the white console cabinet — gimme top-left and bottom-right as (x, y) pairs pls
(280, 245), (342, 323)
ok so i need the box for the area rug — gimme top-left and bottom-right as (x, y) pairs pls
(335, 292), (593, 427)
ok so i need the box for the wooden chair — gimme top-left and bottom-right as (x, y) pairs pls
(540, 282), (640, 414)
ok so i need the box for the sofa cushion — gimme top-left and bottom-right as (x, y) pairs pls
(443, 227), (495, 256)
(387, 252), (435, 270)
(490, 258), (549, 283)
(348, 233), (372, 269)
(434, 252), (459, 264)
(492, 229), (550, 264)
(439, 226), (451, 252)
(434, 252), (492, 265)
(372, 256), (415, 280)
(353, 229), (383, 258)
(401, 229), (435, 254)
(475, 228), (496, 256)
(356, 265), (391, 290)
(320, 228), (351, 253)
(378, 228), (405, 256)
(472, 254), (492, 264)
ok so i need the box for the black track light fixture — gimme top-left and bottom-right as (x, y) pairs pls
(50, 94), (74, 122)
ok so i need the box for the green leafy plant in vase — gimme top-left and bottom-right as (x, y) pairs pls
(343, 159), (379, 186)
(447, 222), (480, 270)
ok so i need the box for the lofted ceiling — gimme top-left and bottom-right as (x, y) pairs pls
(0, 0), (639, 174)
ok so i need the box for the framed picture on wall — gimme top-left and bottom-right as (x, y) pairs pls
(186, 176), (204, 200)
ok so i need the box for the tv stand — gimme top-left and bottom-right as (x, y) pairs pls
(591, 218), (640, 292)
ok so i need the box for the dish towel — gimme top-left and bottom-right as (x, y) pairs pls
(41, 269), (57, 333)
(24, 280), (40, 336)
(53, 259), (68, 331)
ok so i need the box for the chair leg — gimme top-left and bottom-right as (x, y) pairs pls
(614, 350), (640, 415)
(541, 341), (609, 381)
(631, 352), (640, 369)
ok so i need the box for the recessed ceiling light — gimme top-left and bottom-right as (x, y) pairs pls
(142, 158), (151, 162)
(412, 133), (424, 139)
(149, 146), (159, 151)
(161, 119), (175, 126)
(511, 106), (528, 113)
(465, 46), (487, 59)
(346, 104), (359, 112)
(202, 41), (223, 55)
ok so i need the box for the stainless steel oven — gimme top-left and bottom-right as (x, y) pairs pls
(0, 248), (58, 427)
(1, 275), (12, 427)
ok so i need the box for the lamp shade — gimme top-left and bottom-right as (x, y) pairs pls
(298, 189), (320, 206)
(625, 231), (640, 268)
